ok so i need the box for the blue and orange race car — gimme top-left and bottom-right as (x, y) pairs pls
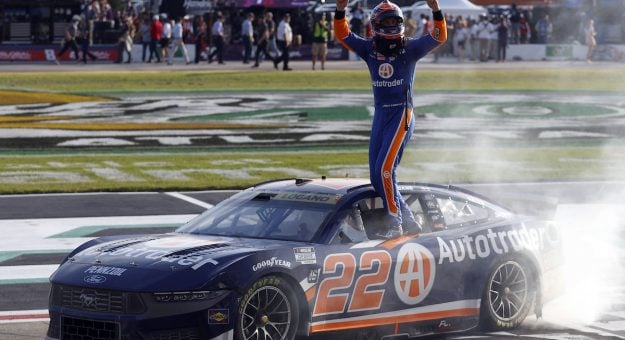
(47, 178), (563, 340)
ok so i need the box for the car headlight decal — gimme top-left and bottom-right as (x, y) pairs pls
(153, 290), (229, 303)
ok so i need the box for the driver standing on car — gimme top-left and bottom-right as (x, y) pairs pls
(334, 0), (446, 238)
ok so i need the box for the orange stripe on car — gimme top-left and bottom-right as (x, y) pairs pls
(306, 285), (317, 302)
(310, 307), (479, 333)
(379, 234), (417, 250)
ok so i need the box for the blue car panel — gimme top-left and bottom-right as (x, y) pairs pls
(47, 178), (563, 340)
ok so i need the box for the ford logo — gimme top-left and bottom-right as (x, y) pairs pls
(84, 275), (107, 284)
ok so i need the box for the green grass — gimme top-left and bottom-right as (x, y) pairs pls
(1, 66), (624, 193)
(1, 68), (625, 94)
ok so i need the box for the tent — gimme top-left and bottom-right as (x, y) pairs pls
(403, 0), (487, 20)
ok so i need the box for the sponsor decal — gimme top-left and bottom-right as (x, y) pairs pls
(208, 309), (229, 324)
(394, 243), (436, 305)
(437, 319), (452, 331)
(433, 27), (440, 40)
(83, 275), (107, 284)
(294, 247), (317, 264)
(79, 293), (97, 308)
(83, 239), (220, 270)
(313, 250), (391, 316)
(252, 257), (292, 271)
(372, 78), (404, 88)
(438, 226), (547, 264)
(383, 170), (391, 179)
(307, 268), (320, 283)
(84, 265), (127, 276)
(378, 63), (394, 79)
(275, 192), (338, 204)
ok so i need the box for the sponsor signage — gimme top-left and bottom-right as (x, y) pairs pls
(0, 46), (118, 62)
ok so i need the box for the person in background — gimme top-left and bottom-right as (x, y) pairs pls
(496, 15), (509, 62)
(252, 13), (274, 68)
(208, 12), (225, 64)
(56, 15), (81, 64)
(138, 14), (151, 62)
(169, 18), (191, 65)
(584, 18), (596, 63)
(311, 14), (329, 70)
(273, 13), (293, 71)
(519, 13), (531, 44)
(115, 16), (134, 63)
(454, 17), (468, 62)
(148, 14), (162, 63)
(241, 12), (254, 64)
(535, 13), (552, 44)
(334, 0), (447, 238)
(509, 3), (521, 44)
(193, 15), (207, 63)
(160, 14), (172, 61)
(78, 15), (98, 64)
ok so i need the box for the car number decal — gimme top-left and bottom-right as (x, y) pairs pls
(312, 250), (392, 316)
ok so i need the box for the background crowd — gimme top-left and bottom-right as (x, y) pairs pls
(51, 0), (616, 66)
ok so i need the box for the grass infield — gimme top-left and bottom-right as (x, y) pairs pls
(0, 67), (624, 193)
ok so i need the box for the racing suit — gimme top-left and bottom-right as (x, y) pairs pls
(334, 10), (447, 231)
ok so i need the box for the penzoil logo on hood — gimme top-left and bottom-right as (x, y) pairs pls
(75, 235), (243, 271)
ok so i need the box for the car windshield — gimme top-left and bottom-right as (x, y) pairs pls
(176, 191), (337, 242)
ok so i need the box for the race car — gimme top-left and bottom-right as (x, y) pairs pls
(46, 177), (563, 340)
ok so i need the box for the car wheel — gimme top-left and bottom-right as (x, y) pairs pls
(236, 276), (300, 340)
(479, 258), (535, 331)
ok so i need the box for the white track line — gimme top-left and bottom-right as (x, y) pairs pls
(165, 192), (214, 210)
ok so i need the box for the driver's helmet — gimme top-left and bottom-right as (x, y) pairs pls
(370, 0), (405, 40)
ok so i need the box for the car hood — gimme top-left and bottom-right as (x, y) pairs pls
(49, 233), (295, 291)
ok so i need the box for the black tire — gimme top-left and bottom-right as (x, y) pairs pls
(479, 257), (535, 331)
(236, 275), (300, 340)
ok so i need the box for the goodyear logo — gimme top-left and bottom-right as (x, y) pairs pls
(208, 309), (229, 324)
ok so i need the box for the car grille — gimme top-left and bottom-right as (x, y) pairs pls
(147, 328), (202, 340)
(61, 316), (119, 340)
(51, 284), (145, 314)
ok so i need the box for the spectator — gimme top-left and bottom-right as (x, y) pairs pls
(252, 13), (274, 68)
(161, 14), (172, 61)
(193, 15), (207, 63)
(78, 15), (97, 64)
(311, 14), (329, 70)
(509, 4), (521, 44)
(265, 12), (278, 59)
(584, 18), (596, 62)
(148, 14), (162, 63)
(208, 12), (225, 64)
(56, 15), (81, 64)
(169, 18), (191, 65)
(115, 17), (134, 63)
(350, 2), (364, 36)
(273, 13), (293, 71)
(469, 17), (479, 60)
(455, 18), (468, 62)
(497, 16), (509, 62)
(138, 15), (151, 62)
(241, 12), (254, 64)
(535, 14), (552, 44)
(476, 14), (493, 61)
(519, 13), (531, 44)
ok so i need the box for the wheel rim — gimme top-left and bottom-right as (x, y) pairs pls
(488, 261), (528, 321)
(240, 286), (292, 340)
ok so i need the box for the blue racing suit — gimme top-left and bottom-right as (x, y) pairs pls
(335, 10), (447, 231)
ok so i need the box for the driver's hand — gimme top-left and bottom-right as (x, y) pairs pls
(427, 0), (440, 11)
(336, 0), (348, 11)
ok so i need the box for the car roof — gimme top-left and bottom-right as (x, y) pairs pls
(252, 178), (372, 195)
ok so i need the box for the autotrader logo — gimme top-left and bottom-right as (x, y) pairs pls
(378, 63), (394, 79)
(394, 243), (436, 305)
